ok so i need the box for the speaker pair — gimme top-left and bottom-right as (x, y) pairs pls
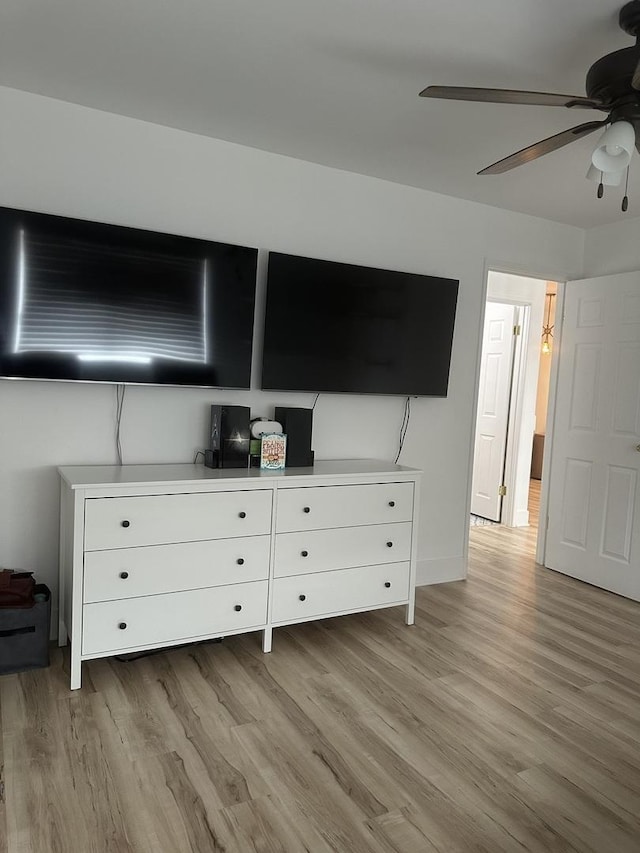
(205, 404), (314, 469)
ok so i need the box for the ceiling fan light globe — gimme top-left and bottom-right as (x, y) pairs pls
(585, 164), (625, 185)
(591, 121), (635, 172)
(592, 148), (630, 171)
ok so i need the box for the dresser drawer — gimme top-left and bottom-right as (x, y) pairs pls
(82, 580), (268, 655)
(274, 522), (412, 578)
(83, 536), (270, 603)
(84, 490), (272, 550)
(271, 562), (410, 624)
(276, 482), (413, 533)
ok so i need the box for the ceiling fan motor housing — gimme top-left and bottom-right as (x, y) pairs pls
(585, 47), (640, 105)
(620, 0), (640, 38)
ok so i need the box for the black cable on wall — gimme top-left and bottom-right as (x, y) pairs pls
(395, 396), (411, 464)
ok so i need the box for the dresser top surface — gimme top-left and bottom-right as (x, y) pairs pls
(58, 459), (421, 489)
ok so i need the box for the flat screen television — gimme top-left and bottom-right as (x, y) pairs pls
(0, 207), (258, 388)
(261, 252), (459, 396)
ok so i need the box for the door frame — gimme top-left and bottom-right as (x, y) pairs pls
(502, 301), (530, 527)
(535, 281), (565, 565)
(473, 299), (528, 525)
(479, 273), (546, 528)
(464, 260), (568, 574)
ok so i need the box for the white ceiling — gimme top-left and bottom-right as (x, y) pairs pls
(1, 0), (638, 228)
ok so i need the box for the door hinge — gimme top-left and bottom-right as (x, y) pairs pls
(498, 485), (507, 496)
(513, 324), (521, 336)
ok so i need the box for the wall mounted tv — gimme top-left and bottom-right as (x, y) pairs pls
(261, 252), (459, 396)
(0, 207), (258, 388)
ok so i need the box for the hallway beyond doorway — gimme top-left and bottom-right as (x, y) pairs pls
(470, 479), (540, 531)
(469, 479), (541, 565)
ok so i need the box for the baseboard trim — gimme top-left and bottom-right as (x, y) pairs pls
(512, 509), (530, 528)
(416, 555), (466, 586)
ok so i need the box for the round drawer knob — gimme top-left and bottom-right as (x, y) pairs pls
(238, 511), (247, 519)
(119, 571), (129, 579)
(234, 604), (242, 612)
(303, 506), (310, 513)
(384, 582), (391, 589)
(386, 541), (393, 548)
(299, 594), (306, 602)
(236, 558), (245, 565)
(301, 550), (309, 557)
(388, 501), (395, 507)
(118, 622), (127, 630)
(121, 520), (130, 528)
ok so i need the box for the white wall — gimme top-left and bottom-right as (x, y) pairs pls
(583, 216), (640, 277)
(0, 86), (585, 616)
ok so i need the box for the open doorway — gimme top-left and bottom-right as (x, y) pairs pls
(470, 271), (559, 536)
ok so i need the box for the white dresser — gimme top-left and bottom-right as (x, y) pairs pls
(58, 460), (421, 689)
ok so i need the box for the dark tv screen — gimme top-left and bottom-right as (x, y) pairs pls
(0, 207), (258, 388)
(261, 253), (458, 396)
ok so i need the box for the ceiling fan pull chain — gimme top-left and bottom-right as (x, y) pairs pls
(597, 172), (605, 198)
(622, 165), (630, 211)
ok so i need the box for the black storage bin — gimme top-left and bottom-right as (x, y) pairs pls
(0, 584), (51, 675)
(531, 433), (545, 480)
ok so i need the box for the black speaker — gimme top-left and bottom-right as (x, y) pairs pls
(206, 405), (250, 468)
(274, 407), (314, 468)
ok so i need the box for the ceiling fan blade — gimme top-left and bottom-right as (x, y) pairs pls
(478, 121), (607, 175)
(419, 86), (602, 109)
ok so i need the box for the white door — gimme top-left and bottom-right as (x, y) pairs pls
(545, 272), (640, 601)
(471, 302), (518, 521)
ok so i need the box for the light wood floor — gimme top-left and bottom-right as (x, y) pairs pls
(2, 493), (639, 852)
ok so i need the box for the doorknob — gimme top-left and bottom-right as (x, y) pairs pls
(636, 444), (640, 452)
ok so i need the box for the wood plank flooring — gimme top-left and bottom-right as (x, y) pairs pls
(1, 494), (639, 852)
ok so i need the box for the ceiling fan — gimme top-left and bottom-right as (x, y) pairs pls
(420, 0), (640, 178)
